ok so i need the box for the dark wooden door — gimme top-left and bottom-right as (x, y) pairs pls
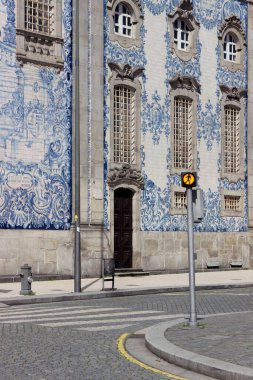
(114, 188), (133, 269)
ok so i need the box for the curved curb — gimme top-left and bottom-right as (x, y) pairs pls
(145, 319), (253, 380)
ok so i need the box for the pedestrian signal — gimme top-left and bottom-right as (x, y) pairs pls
(181, 172), (197, 188)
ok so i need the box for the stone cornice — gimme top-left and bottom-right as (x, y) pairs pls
(108, 62), (144, 81)
(168, 0), (200, 27)
(169, 75), (201, 93)
(107, 0), (143, 13)
(220, 85), (247, 102)
(218, 16), (246, 42)
(107, 164), (144, 189)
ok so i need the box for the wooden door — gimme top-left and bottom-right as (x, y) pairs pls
(114, 188), (133, 269)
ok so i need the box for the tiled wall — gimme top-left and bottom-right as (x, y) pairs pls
(104, 0), (248, 234)
(0, 0), (72, 230)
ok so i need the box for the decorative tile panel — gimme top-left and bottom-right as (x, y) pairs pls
(0, 0), (72, 229)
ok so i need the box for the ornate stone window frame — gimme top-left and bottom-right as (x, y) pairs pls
(220, 85), (246, 182)
(218, 16), (246, 72)
(108, 62), (144, 175)
(170, 75), (200, 175)
(16, 0), (64, 70)
(170, 185), (187, 215)
(107, 0), (143, 48)
(221, 189), (244, 217)
(168, 0), (199, 62)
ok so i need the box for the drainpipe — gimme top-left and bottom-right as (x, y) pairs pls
(74, 0), (81, 292)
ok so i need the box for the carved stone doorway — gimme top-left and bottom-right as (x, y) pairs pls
(114, 188), (133, 268)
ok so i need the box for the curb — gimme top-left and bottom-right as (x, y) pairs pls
(1, 282), (253, 306)
(145, 319), (253, 380)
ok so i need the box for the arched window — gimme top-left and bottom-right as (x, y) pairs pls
(114, 85), (136, 164)
(218, 16), (245, 72)
(223, 33), (237, 63)
(114, 3), (132, 37)
(174, 19), (190, 51)
(168, 0), (199, 61)
(173, 97), (193, 169)
(107, 0), (143, 48)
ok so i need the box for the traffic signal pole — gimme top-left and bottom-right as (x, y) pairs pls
(186, 187), (197, 326)
(74, 0), (81, 293)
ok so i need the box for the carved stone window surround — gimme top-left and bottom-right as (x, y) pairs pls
(218, 16), (246, 72)
(168, 0), (200, 62)
(220, 85), (246, 182)
(107, 0), (143, 48)
(170, 75), (200, 175)
(108, 62), (144, 181)
(16, 0), (64, 70)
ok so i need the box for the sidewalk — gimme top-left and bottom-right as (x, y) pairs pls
(0, 269), (253, 304)
(1, 269), (253, 379)
(145, 313), (253, 380)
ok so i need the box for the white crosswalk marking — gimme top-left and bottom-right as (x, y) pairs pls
(0, 307), (126, 319)
(37, 314), (171, 327)
(4, 310), (162, 324)
(78, 324), (134, 332)
(0, 304), (175, 332)
(0, 305), (100, 316)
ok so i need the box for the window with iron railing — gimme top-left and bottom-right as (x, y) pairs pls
(114, 86), (135, 164)
(224, 195), (241, 212)
(174, 97), (193, 170)
(25, 0), (54, 35)
(224, 105), (240, 175)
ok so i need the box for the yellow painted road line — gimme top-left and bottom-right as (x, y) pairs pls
(117, 333), (189, 380)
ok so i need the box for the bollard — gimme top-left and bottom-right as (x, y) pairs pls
(20, 264), (33, 295)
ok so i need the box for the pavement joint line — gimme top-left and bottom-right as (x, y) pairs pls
(117, 332), (189, 380)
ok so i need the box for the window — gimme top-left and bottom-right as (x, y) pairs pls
(224, 105), (240, 175)
(224, 195), (240, 211)
(174, 19), (190, 51)
(114, 86), (135, 164)
(108, 62), (143, 174)
(25, 0), (53, 34)
(16, 0), (63, 70)
(114, 3), (132, 37)
(174, 191), (186, 209)
(170, 75), (199, 174)
(168, 0), (199, 61)
(218, 16), (245, 72)
(174, 97), (193, 170)
(107, 0), (143, 48)
(223, 33), (237, 62)
(221, 189), (244, 217)
(170, 186), (187, 215)
(220, 85), (245, 182)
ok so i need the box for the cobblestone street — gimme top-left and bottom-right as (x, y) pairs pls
(1, 288), (253, 380)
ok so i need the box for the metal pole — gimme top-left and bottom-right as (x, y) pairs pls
(74, 0), (81, 292)
(187, 188), (197, 326)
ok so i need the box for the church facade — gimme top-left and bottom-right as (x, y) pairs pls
(0, 0), (253, 277)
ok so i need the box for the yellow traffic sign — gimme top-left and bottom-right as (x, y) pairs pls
(181, 172), (197, 188)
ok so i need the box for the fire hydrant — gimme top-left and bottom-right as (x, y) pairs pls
(20, 264), (33, 295)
